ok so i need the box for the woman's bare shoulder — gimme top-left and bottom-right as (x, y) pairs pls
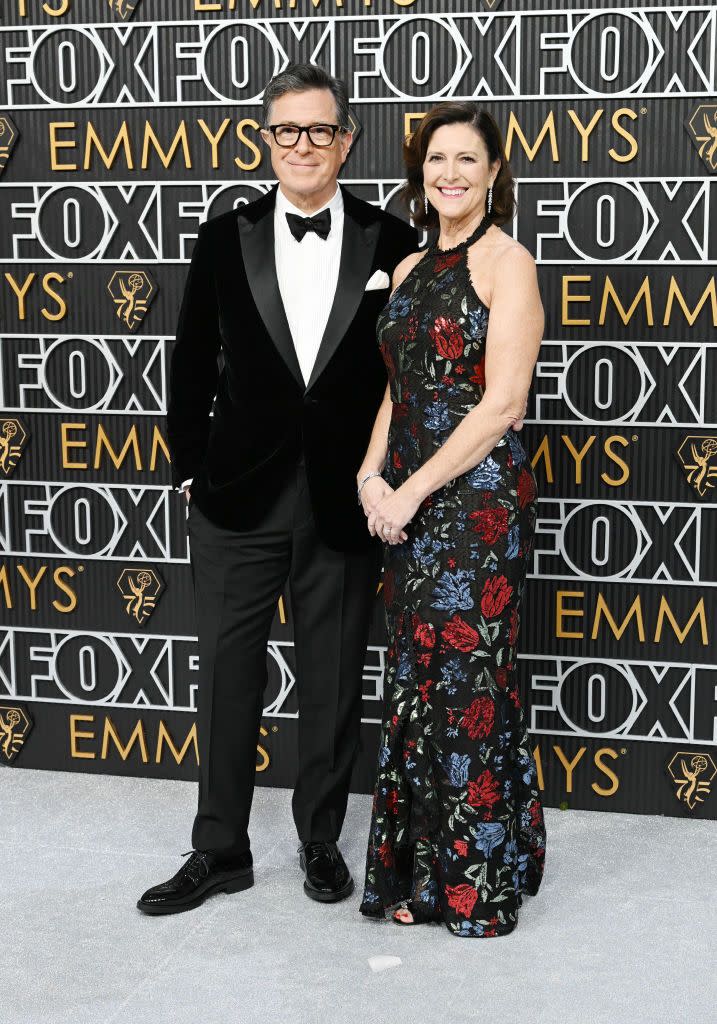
(492, 235), (537, 273)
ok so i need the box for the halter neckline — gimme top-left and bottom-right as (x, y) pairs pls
(431, 213), (492, 255)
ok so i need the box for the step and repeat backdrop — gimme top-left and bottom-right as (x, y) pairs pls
(1, 0), (716, 819)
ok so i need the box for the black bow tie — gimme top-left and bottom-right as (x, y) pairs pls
(285, 208), (331, 242)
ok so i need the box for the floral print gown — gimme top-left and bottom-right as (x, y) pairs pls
(359, 215), (546, 938)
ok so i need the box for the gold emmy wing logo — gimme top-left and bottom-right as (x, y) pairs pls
(685, 104), (717, 172)
(667, 752), (717, 811)
(116, 567), (165, 626)
(0, 417), (29, 478)
(675, 435), (717, 497)
(0, 114), (19, 177)
(107, 0), (142, 20)
(107, 270), (157, 332)
(0, 704), (33, 764)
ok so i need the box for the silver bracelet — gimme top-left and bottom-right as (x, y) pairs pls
(357, 470), (383, 505)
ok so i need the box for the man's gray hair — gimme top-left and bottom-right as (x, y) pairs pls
(262, 63), (351, 130)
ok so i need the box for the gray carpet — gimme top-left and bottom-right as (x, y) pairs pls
(2, 768), (714, 1024)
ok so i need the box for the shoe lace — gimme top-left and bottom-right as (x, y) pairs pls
(301, 842), (339, 866)
(180, 849), (211, 885)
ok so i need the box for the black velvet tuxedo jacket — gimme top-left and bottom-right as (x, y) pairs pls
(167, 184), (419, 552)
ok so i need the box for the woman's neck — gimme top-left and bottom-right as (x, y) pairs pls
(437, 207), (488, 250)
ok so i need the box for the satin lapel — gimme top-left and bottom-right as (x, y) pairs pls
(306, 213), (381, 392)
(237, 205), (304, 389)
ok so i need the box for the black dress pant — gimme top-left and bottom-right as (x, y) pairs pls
(187, 458), (381, 856)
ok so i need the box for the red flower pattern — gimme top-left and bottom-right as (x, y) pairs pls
(469, 505), (509, 545)
(481, 575), (513, 618)
(428, 316), (464, 360)
(445, 883), (479, 917)
(459, 696), (495, 740)
(441, 614), (480, 652)
(467, 769), (502, 808)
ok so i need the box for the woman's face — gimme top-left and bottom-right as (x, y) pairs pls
(422, 122), (500, 224)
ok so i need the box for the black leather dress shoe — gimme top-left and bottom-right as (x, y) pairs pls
(298, 841), (354, 903)
(137, 849), (253, 916)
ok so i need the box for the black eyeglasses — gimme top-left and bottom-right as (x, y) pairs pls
(263, 124), (347, 148)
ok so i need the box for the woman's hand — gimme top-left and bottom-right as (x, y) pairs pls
(369, 485), (421, 545)
(359, 475), (393, 518)
(511, 398), (529, 432)
(183, 485), (191, 504)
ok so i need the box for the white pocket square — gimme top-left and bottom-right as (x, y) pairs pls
(365, 269), (391, 291)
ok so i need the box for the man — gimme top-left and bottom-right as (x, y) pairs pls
(137, 63), (418, 915)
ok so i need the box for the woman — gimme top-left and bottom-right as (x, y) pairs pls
(357, 102), (546, 938)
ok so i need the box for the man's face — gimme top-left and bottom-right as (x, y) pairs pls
(261, 88), (353, 209)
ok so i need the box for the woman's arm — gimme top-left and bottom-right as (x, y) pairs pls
(357, 252), (427, 536)
(368, 244), (543, 543)
(356, 382), (392, 484)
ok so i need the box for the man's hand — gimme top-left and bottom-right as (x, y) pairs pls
(183, 485), (191, 504)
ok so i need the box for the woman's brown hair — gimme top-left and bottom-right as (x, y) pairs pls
(402, 102), (515, 230)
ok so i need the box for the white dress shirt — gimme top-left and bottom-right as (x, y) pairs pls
(274, 184), (344, 385)
(178, 185), (344, 493)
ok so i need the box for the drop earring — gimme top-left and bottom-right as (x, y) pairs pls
(487, 185), (493, 216)
(424, 192), (429, 217)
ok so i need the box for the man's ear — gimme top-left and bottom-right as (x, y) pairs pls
(340, 133), (354, 162)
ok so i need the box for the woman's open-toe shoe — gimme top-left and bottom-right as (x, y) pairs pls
(391, 902), (434, 926)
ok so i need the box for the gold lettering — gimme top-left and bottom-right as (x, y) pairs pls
(70, 714), (95, 759)
(562, 275), (591, 326)
(609, 108), (639, 163)
(41, 272), (67, 321)
(663, 277), (717, 327)
(592, 747), (619, 796)
(197, 118), (231, 169)
(101, 717), (149, 762)
(49, 122), (77, 171)
(556, 591), (584, 639)
(16, 565), (47, 611)
(84, 121), (133, 170)
(505, 112), (559, 162)
(530, 435), (554, 484)
(44, 0), (70, 14)
(235, 119), (262, 171)
(94, 424), (142, 470)
(602, 435), (630, 487)
(149, 426), (171, 472)
(0, 566), (11, 609)
(61, 423), (88, 470)
(553, 745), (586, 793)
(562, 435), (596, 485)
(599, 275), (654, 326)
(404, 112), (426, 140)
(532, 744), (544, 791)
(256, 726), (270, 772)
(5, 272), (36, 320)
(591, 594), (645, 643)
(141, 122), (191, 170)
(52, 567), (77, 613)
(566, 108), (603, 162)
(156, 722), (199, 765)
(654, 597), (708, 646)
